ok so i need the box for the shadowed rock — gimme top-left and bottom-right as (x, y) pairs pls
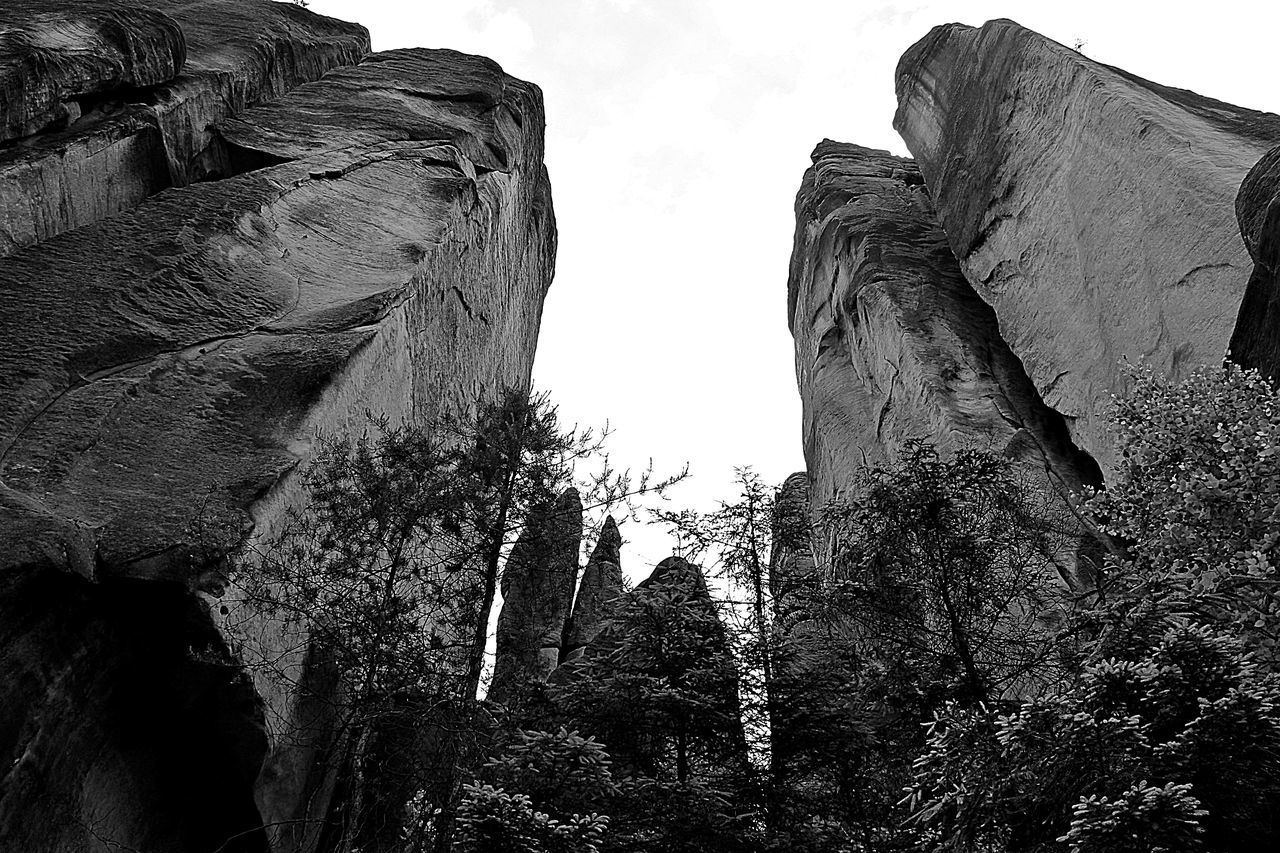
(562, 515), (623, 662)
(489, 488), (584, 705)
(788, 141), (1103, 582)
(0, 2), (184, 143)
(894, 19), (1280, 470)
(1231, 145), (1280, 380)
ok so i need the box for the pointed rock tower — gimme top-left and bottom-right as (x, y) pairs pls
(562, 515), (624, 663)
(488, 487), (584, 704)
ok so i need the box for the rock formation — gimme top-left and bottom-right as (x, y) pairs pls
(893, 19), (1280, 471)
(0, 2), (556, 851)
(0, 0), (369, 257)
(1232, 144), (1280, 380)
(788, 140), (1103, 581)
(768, 472), (818, 622)
(563, 515), (624, 662)
(489, 488), (584, 704)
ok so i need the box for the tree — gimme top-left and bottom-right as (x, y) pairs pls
(906, 624), (1280, 852)
(905, 363), (1280, 852)
(226, 388), (680, 852)
(654, 468), (778, 774)
(549, 558), (758, 852)
(450, 729), (613, 853)
(822, 442), (1073, 707)
(1084, 363), (1280, 652)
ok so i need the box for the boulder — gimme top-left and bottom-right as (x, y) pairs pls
(894, 19), (1280, 469)
(1231, 145), (1280, 380)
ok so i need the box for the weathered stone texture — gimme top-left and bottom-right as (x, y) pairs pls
(489, 488), (584, 705)
(1232, 145), (1280, 380)
(0, 0), (369, 257)
(894, 19), (1280, 469)
(0, 14), (556, 851)
(768, 472), (817, 620)
(0, 2), (184, 143)
(563, 515), (623, 662)
(788, 141), (1101, 540)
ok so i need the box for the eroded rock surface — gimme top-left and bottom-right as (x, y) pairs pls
(1232, 145), (1280, 380)
(0, 0), (368, 257)
(768, 472), (817, 621)
(489, 488), (584, 705)
(563, 515), (623, 662)
(0, 13), (556, 851)
(894, 19), (1280, 469)
(788, 141), (1102, 551)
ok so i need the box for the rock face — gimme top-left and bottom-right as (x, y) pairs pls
(768, 472), (818, 622)
(0, 3), (557, 850)
(788, 140), (1103, 575)
(489, 488), (584, 705)
(1232, 145), (1280, 380)
(894, 19), (1280, 470)
(563, 516), (624, 661)
(0, 0), (369, 258)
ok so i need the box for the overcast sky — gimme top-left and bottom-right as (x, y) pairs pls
(301, 0), (1280, 578)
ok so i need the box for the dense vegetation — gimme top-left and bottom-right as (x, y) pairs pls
(228, 363), (1280, 852)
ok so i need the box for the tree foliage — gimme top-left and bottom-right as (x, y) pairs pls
(907, 364), (1280, 852)
(225, 388), (678, 852)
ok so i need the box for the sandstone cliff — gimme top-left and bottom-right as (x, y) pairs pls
(788, 140), (1103, 579)
(0, 3), (556, 851)
(0, 0), (369, 257)
(894, 19), (1280, 470)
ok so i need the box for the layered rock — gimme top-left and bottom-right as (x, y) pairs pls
(894, 19), (1280, 470)
(489, 488), (584, 705)
(562, 515), (623, 662)
(1232, 145), (1280, 380)
(0, 12), (556, 852)
(788, 141), (1102, 573)
(0, 0), (369, 257)
(768, 472), (818, 622)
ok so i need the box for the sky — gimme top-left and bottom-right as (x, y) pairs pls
(299, 0), (1280, 578)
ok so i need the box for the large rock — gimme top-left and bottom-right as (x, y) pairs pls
(768, 472), (818, 622)
(488, 488), (584, 705)
(562, 515), (623, 662)
(1232, 145), (1280, 380)
(894, 19), (1280, 469)
(787, 141), (1102, 568)
(0, 22), (555, 853)
(0, 0), (369, 257)
(0, 2), (184, 143)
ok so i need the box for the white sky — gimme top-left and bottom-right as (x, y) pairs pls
(302, 0), (1280, 579)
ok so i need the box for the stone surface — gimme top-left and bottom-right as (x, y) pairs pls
(768, 472), (817, 621)
(0, 29), (556, 853)
(788, 141), (1103, 555)
(894, 19), (1280, 470)
(1231, 145), (1280, 380)
(489, 488), (584, 705)
(562, 515), (623, 662)
(0, 0), (369, 257)
(0, 1), (184, 143)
